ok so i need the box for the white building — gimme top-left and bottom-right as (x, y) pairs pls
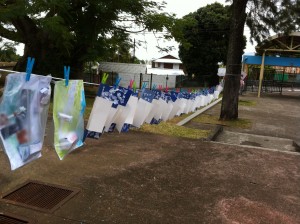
(98, 55), (185, 89)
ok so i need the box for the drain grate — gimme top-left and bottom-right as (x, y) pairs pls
(1, 180), (80, 213)
(0, 212), (32, 223)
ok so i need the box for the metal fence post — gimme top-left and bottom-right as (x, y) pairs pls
(150, 73), (153, 90)
(139, 73), (143, 89)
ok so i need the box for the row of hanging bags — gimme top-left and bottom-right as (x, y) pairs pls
(0, 72), (51, 170)
(84, 78), (132, 139)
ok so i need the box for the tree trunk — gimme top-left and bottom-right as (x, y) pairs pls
(220, 0), (248, 120)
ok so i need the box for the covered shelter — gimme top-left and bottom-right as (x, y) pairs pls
(243, 32), (300, 97)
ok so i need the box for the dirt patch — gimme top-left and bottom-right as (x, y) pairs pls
(218, 196), (299, 224)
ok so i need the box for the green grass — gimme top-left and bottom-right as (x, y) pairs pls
(239, 99), (257, 107)
(193, 114), (252, 129)
(166, 112), (193, 124)
(137, 122), (210, 139)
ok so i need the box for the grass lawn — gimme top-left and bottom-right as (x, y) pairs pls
(137, 122), (211, 139)
(192, 114), (252, 129)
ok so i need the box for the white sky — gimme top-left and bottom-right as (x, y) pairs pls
(15, 0), (256, 60)
(132, 0), (256, 61)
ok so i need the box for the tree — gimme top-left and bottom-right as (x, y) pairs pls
(220, 0), (300, 120)
(0, 0), (175, 78)
(0, 38), (20, 61)
(173, 3), (233, 86)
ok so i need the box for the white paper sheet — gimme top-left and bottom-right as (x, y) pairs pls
(86, 97), (112, 133)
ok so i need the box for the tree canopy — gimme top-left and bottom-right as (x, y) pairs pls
(172, 3), (240, 86)
(0, 37), (20, 61)
(0, 0), (175, 77)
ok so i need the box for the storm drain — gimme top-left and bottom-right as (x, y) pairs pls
(1, 180), (80, 213)
(0, 213), (32, 223)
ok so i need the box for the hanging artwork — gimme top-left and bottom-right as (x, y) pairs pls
(132, 89), (155, 128)
(0, 73), (51, 170)
(53, 80), (86, 160)
(85, 83), (132, 139)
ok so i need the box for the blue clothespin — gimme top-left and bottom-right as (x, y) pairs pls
(142, 82), (147, 90)
(114, 76), (121, 89)
(64, 66), (70, 86)
(152, 84), (157, 90)
(25, 57), (35, 81)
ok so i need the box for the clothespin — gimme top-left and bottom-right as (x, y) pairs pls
(142, 82), (147, 90)
(133, 81), (137, 92)
(176, 88), (180, 93)
(188, 88), (191, 93)
(152, 84), (157, 90)
(101, 73), (109, 84)
(114, 76), (121, 89)
(64, 66), (70, 86)
(165, 86), (169, 93)
(25, 57), (35, 82)
(158, 85), (163, 90)
(129, 79), (134, 89)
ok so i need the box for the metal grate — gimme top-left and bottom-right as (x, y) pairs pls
(1, 180), (80, 213)
(0, 213), (31, 224)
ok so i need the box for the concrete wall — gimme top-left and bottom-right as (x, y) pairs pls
(118, 73), (177, 89)
(142, 74), (176, 89)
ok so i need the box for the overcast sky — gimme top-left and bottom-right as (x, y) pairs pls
(132, 0), (256, 61)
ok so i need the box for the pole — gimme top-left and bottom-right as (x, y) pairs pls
(150, 73), (153, 90)
(139, 73), (143, 89)
(258, 51), (266, 97)
(166, 75), (169, 88)
(133, 38), (136, 63)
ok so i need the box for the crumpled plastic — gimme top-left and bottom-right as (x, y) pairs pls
(53, 80), (86, 160)
(0, 73), (51, 170)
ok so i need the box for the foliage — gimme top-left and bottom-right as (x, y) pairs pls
(245, 0), (300, 44)
(0, 38), (20, 61)
(0, 0), (175, 77)
(172, 3), (235, 86)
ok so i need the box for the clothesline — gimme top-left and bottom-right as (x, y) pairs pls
(0, 68), (100, 87)
(0, 70), (224, 170)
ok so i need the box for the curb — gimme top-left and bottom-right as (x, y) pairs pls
(293, 141), (300, 152)
(205, 125), (223, 141)
(176, 97), (222, 126)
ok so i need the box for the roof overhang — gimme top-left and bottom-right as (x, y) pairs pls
(255, 32), (300, 56)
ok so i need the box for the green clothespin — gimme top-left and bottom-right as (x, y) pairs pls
(133, 81), (137, 92)
(101, 73), (109, 84)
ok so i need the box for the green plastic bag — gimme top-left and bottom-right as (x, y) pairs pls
(53, 80), (86, 160)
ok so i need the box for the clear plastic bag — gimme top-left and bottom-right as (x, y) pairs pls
(0, 73), (51, 170)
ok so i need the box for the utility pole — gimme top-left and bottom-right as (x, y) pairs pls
(132, 38), (136, 63)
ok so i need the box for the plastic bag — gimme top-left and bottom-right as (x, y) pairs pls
(0, 73), (51, 170)
(53, 80), (86, 160)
